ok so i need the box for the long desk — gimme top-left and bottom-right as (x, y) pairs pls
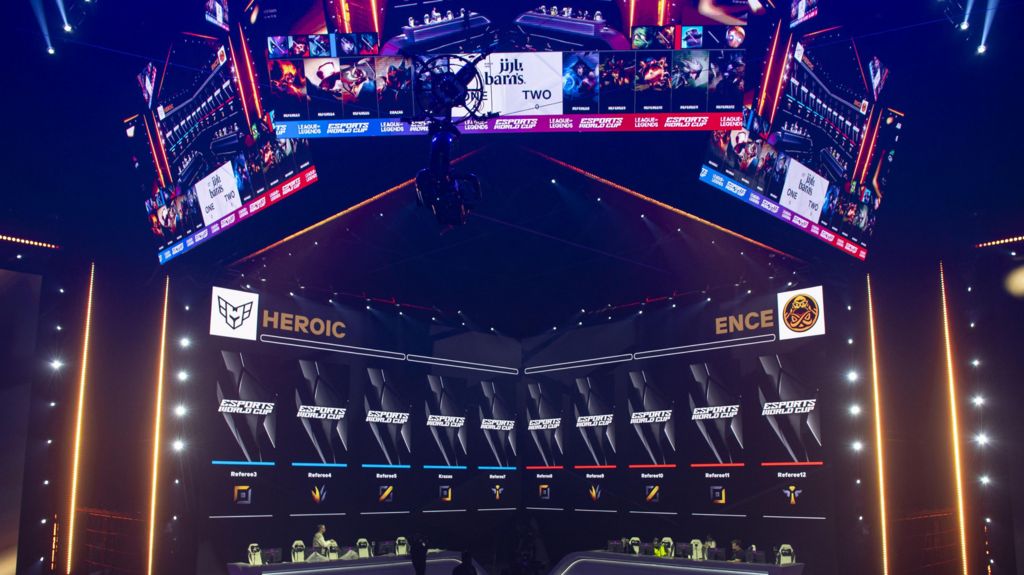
(227, 551), (482, 575)
(548, 551), (805, 575)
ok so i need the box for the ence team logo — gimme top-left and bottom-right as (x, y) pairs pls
(210, 286), (260, 341)
(776, 285), (826, 340)
(783, 295), (819, 333)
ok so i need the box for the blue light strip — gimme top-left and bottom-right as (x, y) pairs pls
(211, 460), (275, 467)
(361, 464), (411, 469)
(423, 465), (468, 470)
(478, 466), (517, 471)
(291, 462), (349, 468)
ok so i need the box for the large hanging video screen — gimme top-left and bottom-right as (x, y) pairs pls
(175, 279), (867, 573)
(698, 36), (905, 261)
(246, 0), (749, 138)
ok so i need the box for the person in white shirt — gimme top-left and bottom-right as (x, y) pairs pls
(312, 524), (328, 551)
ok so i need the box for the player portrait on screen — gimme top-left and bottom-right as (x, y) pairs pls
(708, 50), (744, 110)
(376, 56), (415, 117)
(267, 59), (310, 119)
(562, 51), (599, 113)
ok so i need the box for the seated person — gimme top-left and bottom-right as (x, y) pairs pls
(312, 524), (328, 552)
(452, 551), (477, 575)
(729, 539), (747, 562)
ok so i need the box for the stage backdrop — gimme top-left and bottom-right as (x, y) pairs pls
(161, 277), (876, 574)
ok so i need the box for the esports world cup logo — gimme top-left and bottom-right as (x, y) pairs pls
(210, 286), (260, 341)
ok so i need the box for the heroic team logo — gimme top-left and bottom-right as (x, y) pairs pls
(218, 296), (253, 330)
(781, 294), (820, 333)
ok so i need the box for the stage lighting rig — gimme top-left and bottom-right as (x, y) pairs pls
(408, 51), (496, 226)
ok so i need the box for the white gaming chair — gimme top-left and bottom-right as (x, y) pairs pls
(628, 537), (641, 555)
(395, 537), (410, 556)
(247, 543), (262, 565)
(689, 540), (703, 561)
(356, 538), (373, 558)
(326, 539), (340, 560)
(778, 544), (795, 565)
(660, 538), (674, 557)
(291, 540), (306, 563)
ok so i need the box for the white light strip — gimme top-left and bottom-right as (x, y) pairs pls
(555, 557), (766, 575)
(762, 515), (827, 520)
(359, 511), (411, 516)
(628, 511), (678, 516)
(260, 334), (406, 361)
(633, 334), (777, 360)
(288, 513), (348, 517)
(477, 507), (517, 512)
(422, 509), (467, 513)
(525, 507), (564, 511)
(574, 508), (617, 513)
(524, 354), (633, 375)
(406, 354), (519, 375)
(691, 513), (747, 518)
(208, 514), (274, 519)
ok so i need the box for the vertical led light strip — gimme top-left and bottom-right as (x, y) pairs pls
(146, 277), (171, 575)
(65, 263), (95, 575)
(939, 263), (970, 575)
(866, 274), (889, 575)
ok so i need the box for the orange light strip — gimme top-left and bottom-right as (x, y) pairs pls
(0, 234), (59, 249)
(975, 235), (1024, 248)
(529, 149), (797, 260)
(151, 112), (173, 183)
(65, 263), (96, 575)
(50, 516), (59, 571)
(758, 20), (782, 118)
(657, 0), (666, 25)
(629, 0), (637, 31)
(233, 148), (483, 265)
(146, 276), (171, 575)
(866, 274), (890, 575)
(860, 111), (882, 183)
(370, 0), (380, 35)
(769, 34), (793, 127)
(228, 37), (252, 129)
(238, 24), (264, 119)
(142, 117), (166, 188)
(939, 262), (970, 575)
(156, 44), (172, 103)
(852, 111), (873, 182)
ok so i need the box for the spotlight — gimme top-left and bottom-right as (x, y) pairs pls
(975, 432), (990, 446)
(176, 370), (189, 382)
(174, 479), (180, 485)
(851, 440), (864, 452)
(960, 21), (970, 30)
(972, 395), (986, 407)
(979, 474), (991, 485)
(47, 47), (55, 55)
(56, 325), (62, 331)
(977, 44), (987, 54)
(179, 337), (191, 348)
(41, 518), (47, 524)
(848, 404), (862, 416)
(847, 338), (854, 345)
(185, 305), (191, 311)
(172, 439), (185, 452)
(985, 517), (992, 524)
(174, 404), (188, 417)
(63, 23), (71, 32)
(550, 179), (556, 184)
(49, 359), (64, 370)
(46, 439), (53, 445)
(846, 370), (859, 383)
(706, 297), (712, 302)
(49, 401), (57, 407)
(971, 358), (981, 367)
(855, 479), (862, 485)
(43, 480), (49, 485)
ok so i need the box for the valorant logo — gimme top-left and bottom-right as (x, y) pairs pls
(234, 485), (252, 504)
(784, 485), (802, 505)
(219, 297), (253, 330)
(710, 486), (727, 505)
(311, 485), (327, 504)
(210, 287), (260, 341)
(645, 485), (661, 503)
